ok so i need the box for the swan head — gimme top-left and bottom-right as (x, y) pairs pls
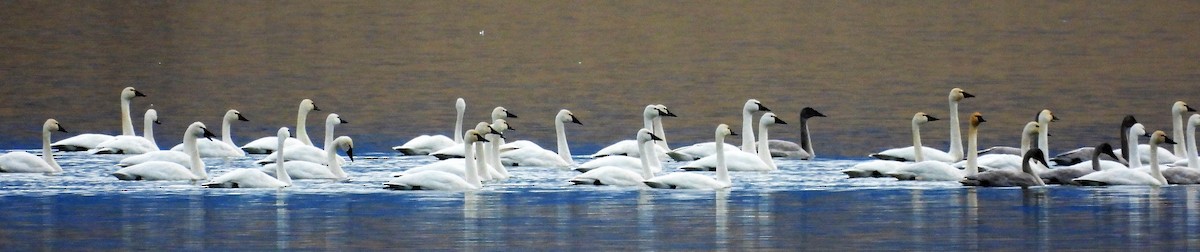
(654, 104), (677, 117)
(327, 113), (348, 125)
(1173, 101), (1196, 115)
(1190, 114), (1200, 126)
(800, 107), (826, 119)
(226, 110), (249, 122)
(301, 99), (319, 112)
(635, 128), (662, 143)
(1131, 123), (1149, 138)
(474, 122), (502, 138)
(949, 88), (974, 102)
(455, 98), (466, 111)
(491, 119), (513, 133)
(913, 112), (939, 124)
(1036, 109), (1058, 123)
(969, 112), (985, 127)
(465, 130), (489, 143)
(1023, 148), (1050, 169)
(121, 87), (146, 100)
(1122, 115), (1138, 129)
(145, 109), (161, 125)
(557, 109), (583, 125)
(744, 99), (770, 112)
(1095, 143), (1119, 161)
(334, 136), (355, 162)
(1152, 130), (1177, 145)
(760, 112), (787, 126)
(716, 124), (736, 137)
(43, 119), (67, 133)
(492, 107), (517, 120)
(189, 122), (217, 141)
(1022, 121), (1040, 137)
(277, 127), (290, 140)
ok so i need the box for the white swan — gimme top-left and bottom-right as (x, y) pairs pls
(1171, 101), (1196, 158)
(241, 99), (318, 154)
(1172, 114), (1200, 167)
(0, 119), (67, 173)
(592, 105), (673, 159)
(393, 98), (465, 155)
(170, 109), (248, 157)
(384, 130), (488, 191)
(430, 121), (502, 160)
(679, 113), (785, 172)
(953, 121), (1045, 172)
(644, 124), (735, 189)
(1053, 115), (1138, 166)
(842, 112), (940, 178)
(1035, 109), (1058, 162)
(91, 109), (160, 154)
(961, 148), (1049, 187)
(203, 127), (294, 188)
(391, 126), (501, 178)
(261, 136), (354, 180)
(1162, 114), (1200, 184)
(569, 128), (660, 186)
(1039, 143), (1123, 185)
(255, 114), (348, 165)
(667, 100), (764, 161)
(51, 87), (145, 151)
(1074, 128), (1165, 186)
(112, 122), (215, 181)
(650, 104), (676, 150)
(886, 112), (983, 181)
(480, 119), (514, 180)
(869, 88), (970, 162)
(500, 109), (582, 168)
(768, 107), (826, 159)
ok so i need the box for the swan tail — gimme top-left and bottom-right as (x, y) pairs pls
(643, 181), (675, 189)
(868, 153), (909, 162)
(51, 145), (89, 152)
(840, 169), (872, 178)
(393, 147), (423, 156)
(679, 166), (711, 172)
(112, 172), (142, 181)
(201, 182), (238, 188)
(430, 154), (460, 160)
(383, 183), (420, 190)
(959, 176), (982, 186)
(241, 147), (273, 154)
(1072, 179), (1107, 186)
(89, 148), (121, 155)
(665, 152), (695, 162)
(568, 178), (600, 185)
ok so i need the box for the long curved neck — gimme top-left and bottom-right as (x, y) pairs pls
(185, 132), (206, 179)
(454, 107), (465, 144)
(487, 135), (509, 177)
(42, 129), (61, 172)
(757, 122), (776, 170)
(741, 110), (755, 152)
(221, 116), (234, 146)
(653, 117), (669, 150)
(296, 108), (313, 146)
(1188, 122), (1198, 169)
(121, 97), (134, 136)
(966, 124), (978, 176)
(555, 119), (571, 164)
(465, 141), (481, 188)
(1021, 155), (1047, 186)
(475, 142), (491, 181)
(275, 137), (292, 186)
(1120, 126), (1131, 163)
(948, 100), (964, 161)
(1090, 150), (1104, 172)
(1038, 120), (1050, 162)
(324, 121), (336, 149)
(1149, 142), (1166, 185)
(1020, 132), (1032, 154)
(326, 144), (347, 179)
(143, 117), (156, 148)
(637, 140), (653, 179)
(1174, 113), (1188, 158)
(799, 117), (814, 158)
(716, 133), (730, 184)
(1128, 129), (1142, 168)
(912, 121), (925, 162)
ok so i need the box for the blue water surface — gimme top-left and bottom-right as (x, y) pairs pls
(1, 151), (1197, 250)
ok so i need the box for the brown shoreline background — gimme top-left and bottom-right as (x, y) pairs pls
(2, 1), (1199, 158)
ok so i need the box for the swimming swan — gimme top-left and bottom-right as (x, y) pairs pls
(255, 114), (348, 165)
(500, 109), (582, 168)
(384, 130), (489, 191)
(112, 122), (216, 181)
(51, 87), (145, 151)
(1074, 128), (1166, 186)
(170, 109), (248, 157)
(569, 128), (661, 186)
(1051, 115), (1137, 166)
(869, 88), (971, 162)
(1171, 101), (1196, 158)
(261, 136), (354, 180)
(960, 148), (1049, 188)
(886, 112), (984, 181)
(91, 109), (160, 154)
(1161, 114), (1200, 184)
(842, 112), (940, 178)
(241, 99), (318, 154)
(667, 100), (766, 161)
(1038, 143), (1122, 185)
(768, 107), (826, 159)
(592, 105), (674, 159)
(203, 127), (294, 188)
(393, 98), (465, 155)
(643, 124), (736, 189)
(429, 106), (517, 159)
(0, 119), (67, 173)
(679, 113), (785, 172)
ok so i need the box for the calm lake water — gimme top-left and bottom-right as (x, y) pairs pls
(3, 1), (1200, 250)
